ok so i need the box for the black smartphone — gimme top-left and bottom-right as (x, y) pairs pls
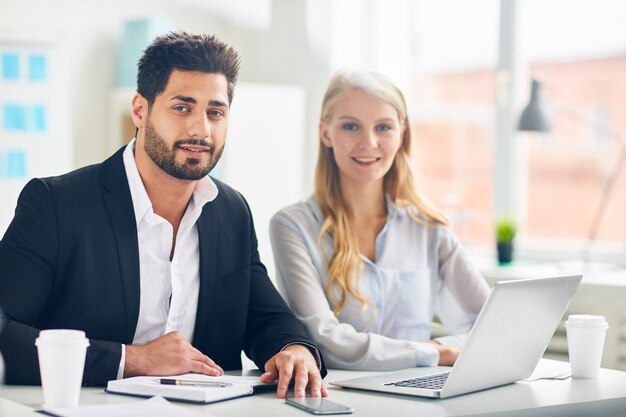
(285, 397), (354, 415)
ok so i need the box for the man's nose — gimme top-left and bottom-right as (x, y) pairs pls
(187, 112), (211, 139)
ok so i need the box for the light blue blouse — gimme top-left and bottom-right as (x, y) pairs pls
(270, 197), (490, 371)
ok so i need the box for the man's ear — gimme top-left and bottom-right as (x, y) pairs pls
(319, 122), (333, 148)
(131, 93), (148, 130)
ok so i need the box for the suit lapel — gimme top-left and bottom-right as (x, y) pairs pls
(193, 201), (218, 345)
(101, 148), (141, 343)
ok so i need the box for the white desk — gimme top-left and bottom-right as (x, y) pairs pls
(0, 397), (38, 417)
(1, 360), (626, 417)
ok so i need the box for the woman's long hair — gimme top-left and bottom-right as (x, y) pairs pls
(315, 69), (448, 318)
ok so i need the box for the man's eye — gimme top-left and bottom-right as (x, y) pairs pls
(173, 105), (189, 112)
(208, 110), (224, 117)
(342, 123), (358, 131)
(376, 124), (391, 132)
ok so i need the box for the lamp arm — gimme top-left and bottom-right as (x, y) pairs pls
(587, 140), (626, 240)
(520, 81), (626, 259)
(544, 97), (625, 144)
(542, 97), (626, 257)
(582, 133), (626, 264)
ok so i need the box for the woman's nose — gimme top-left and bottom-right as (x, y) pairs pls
(358, 130), (378, 149)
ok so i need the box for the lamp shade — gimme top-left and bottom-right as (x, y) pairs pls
(518, 79), (551, 132)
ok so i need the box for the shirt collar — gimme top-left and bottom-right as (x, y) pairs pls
(385, 194), (401, 221)
(122, 138), (219, 226)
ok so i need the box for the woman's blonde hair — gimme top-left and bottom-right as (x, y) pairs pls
(315, 68), (448, 317)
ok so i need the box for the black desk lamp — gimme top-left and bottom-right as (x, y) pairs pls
(519, 79), (551, 133)
(518, 78), (626, 257)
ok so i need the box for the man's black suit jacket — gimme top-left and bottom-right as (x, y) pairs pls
(0, 147), (324, 385)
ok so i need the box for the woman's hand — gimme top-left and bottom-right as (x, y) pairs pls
(427, 340), (461, 366)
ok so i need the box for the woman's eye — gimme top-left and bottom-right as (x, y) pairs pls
(376, 124), (391, 132)
(342, 123), (358, 131)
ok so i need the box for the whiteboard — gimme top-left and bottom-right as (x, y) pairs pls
(0, 33), (71, 235)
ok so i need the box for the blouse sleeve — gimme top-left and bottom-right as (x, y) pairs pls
(435, 226), (491, 343)
(269, 210), (439, 371)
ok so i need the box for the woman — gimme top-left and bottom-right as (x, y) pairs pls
(269, 69), (490, 370)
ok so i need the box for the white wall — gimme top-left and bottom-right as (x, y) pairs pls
(222, 83), (307, 282)
(226, 0), (329, 192)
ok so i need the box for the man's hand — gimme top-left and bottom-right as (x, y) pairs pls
(124, 331), (223, 377)
(260, 344), (327, 399)
(427, 340), (461, 366)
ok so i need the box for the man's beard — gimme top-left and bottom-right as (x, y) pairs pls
(143, 120), (224, 180)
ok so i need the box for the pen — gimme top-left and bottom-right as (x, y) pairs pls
(160, 378), (233, 388)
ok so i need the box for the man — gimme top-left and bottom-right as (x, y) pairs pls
(0, 32), (327, 398)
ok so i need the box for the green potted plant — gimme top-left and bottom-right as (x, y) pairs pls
(495, 217), (517, 265)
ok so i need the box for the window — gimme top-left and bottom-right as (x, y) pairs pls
(519, 0), (626, 254)
(408, 0), (499, 246)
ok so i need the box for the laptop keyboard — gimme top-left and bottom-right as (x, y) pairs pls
(384, 372), (450, 390)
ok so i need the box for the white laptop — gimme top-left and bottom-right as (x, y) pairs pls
(331, 274), (582, 399)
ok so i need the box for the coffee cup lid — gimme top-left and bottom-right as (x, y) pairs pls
(35, 329), (90, 347)
(565, 314), (608, 328)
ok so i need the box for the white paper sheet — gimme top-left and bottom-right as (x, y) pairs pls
(43, 396), (218, 417)
(523, 360), (572, 382)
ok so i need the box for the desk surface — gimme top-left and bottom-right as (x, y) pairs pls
(1, 360), (626, 417)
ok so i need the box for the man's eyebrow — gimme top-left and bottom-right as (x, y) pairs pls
(172, 95), (197, 104)
(209, 100), (228, 108)
(171, 95), (228, 108)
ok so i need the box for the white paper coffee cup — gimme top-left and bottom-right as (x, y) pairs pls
(35, 329), (90, 407)
(565, 315), (608, 379)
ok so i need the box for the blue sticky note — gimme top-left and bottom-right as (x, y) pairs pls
(7, 151), (26, 178)
(4, 104), (25, 130)
(2, 53), (19, 80)
(26, 105), (46, 132)
(28, 54), (46, 81)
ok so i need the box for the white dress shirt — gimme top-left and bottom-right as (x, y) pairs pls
(269, 197), (490, 371)
(117, 139), (218, 378)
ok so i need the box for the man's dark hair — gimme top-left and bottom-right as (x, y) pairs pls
(137, 32), (240, 106)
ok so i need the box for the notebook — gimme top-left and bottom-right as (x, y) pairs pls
(106, 373), (275, 404)
(331, 274), (582, 399)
